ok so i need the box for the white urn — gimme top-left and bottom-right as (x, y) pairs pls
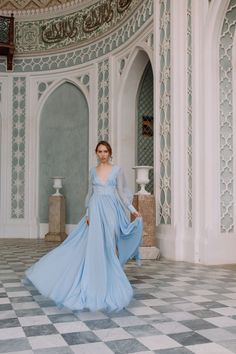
(51, 176), (65, 196)
(132, 166), (153, 195)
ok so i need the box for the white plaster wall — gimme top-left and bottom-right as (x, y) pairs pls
(199, 0), (236, 264)
(157, 0), (236, 264)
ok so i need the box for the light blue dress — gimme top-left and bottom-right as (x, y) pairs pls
(25, 165), (143, 312)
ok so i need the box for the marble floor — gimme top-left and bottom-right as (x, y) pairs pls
(0, 239), (236, 354)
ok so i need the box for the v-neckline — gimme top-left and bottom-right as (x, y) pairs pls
(95, 165), (114, 185)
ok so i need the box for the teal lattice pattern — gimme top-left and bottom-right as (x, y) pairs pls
(160, 0), (171, 224)
(220, 0), (236, 233)
(137, 62), (154, 193)
(0, 0), (153, 73)
(187, 0), (192, 228)
(11, 77), (26, 218)
(0, 17), (9, 43)
(98, 59), (109, 141)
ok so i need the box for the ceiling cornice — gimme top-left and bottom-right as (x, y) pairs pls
(0, 0), (97, 18)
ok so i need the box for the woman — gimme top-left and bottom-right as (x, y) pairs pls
(24, 141), (143, 312)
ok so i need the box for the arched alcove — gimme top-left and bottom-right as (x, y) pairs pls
(118, 49), (153, 190)
(136, 61), (154, 193)
(39, 82), (89, 225)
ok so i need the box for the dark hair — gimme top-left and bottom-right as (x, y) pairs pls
(95, 141), (112, 157)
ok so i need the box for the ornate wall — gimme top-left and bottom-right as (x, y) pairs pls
(157, 0), (236, 264)
(0, 0), (154, 238)
(3, 0), (236, 266)
(219, 0), (236, 233)
(136, 62), (154, 194)
(159, 0), (171, 225)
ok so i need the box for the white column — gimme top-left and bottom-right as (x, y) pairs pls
(202, 0), (236, 264)
(170, 0), (189, 260)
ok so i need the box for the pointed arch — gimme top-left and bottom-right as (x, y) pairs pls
(37, 78), (89, 117)
(31, 78), (90, 236)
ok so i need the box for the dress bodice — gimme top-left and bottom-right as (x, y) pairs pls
(85, 165), (136, 214)
(92, 165), (118, 189)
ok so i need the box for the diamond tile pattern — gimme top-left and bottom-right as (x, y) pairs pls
(0, 239), (236, 353)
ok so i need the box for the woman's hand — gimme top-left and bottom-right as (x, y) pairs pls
(132, 211), (142, 218)
(86, 217), (90, 225)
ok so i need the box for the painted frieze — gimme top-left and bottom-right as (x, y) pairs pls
(15, 0), (142, 54)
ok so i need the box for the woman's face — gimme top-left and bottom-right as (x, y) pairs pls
(96, 144), (110, 163)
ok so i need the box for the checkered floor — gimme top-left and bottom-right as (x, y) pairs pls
(0, 239), (236, 354)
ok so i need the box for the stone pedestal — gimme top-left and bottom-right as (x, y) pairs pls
(45, 195), (67, 242)
(132, 194), (160, 260)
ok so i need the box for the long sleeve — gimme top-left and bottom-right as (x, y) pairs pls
(85, 168), (93, 217)
(117, 167), (137, 213)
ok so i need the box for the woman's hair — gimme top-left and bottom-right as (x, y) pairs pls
(95, 141), (112, 157)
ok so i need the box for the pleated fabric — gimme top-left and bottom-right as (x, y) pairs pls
(25, 165), (143, 312)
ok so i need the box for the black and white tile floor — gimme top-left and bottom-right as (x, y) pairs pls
(1, 239), (236, 353)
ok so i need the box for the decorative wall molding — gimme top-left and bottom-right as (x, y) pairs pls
(219, 0), (236, 233)
(97, 58), (109, 141)
(0, 0), (97, 16)
(159, 0), (171, 224)
(187, 0), (192, 228)
(117, 29), (153, 77)
(36, 73), (89, 101)
(0, 0), (73, 11)
(11, 77), (26, 219)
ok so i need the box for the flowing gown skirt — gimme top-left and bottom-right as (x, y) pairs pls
(25, 191), (143, 312)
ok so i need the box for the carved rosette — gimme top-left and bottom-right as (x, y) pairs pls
(37, 80), (53, 100)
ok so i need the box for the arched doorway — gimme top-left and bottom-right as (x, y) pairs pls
(39, 82), (89, 226)
(118, 49), (154, 191)
(136, 61), (154, 193)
